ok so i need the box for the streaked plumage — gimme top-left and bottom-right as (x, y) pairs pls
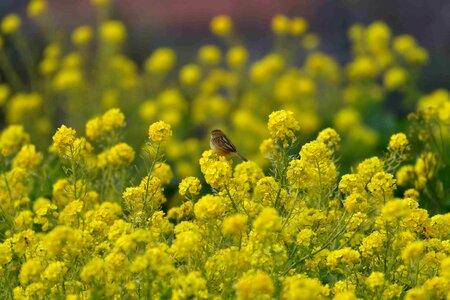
(210, 129), (247, 161)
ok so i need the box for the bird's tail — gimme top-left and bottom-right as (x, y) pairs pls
(234, 152), (248, 162)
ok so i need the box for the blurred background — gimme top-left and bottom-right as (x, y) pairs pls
(1, 0), (449, 91)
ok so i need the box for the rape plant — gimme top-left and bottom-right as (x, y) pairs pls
(0, 106), (449, 299)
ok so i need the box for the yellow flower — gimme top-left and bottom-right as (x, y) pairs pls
(148, 120), (172, 143)
(235, 270), (274, 300)
(347, 56), (378, 80)
(198, 45), (222, 66)
(42, 261), (67, 282)
(388, 132), (409, 151)
(145, 47), (176, 74)
(326, 247), (361, 270)
(80, 258), (107, 283)
(283, 275), (330, 299)
(259, 138), (275, 158)
(440, 257), (450, 278)
(333, 291), (358, 300)
(297, 77), (316, 98)
(287, 140), (336, 191)
(254, 176), (279, 206)
(234, 161), (265, 186)
(152, 162), (173, 185)
(0, 242), (13, 265)
(422, 276), (449, 298)
(102, 107), (125, 131)
(401, 241), (425, 263)
(296, 228), (316, 247)
(97, 143), (135, 168)
(51, 125), (77, 155)
(227, 46), (248, 68)
(71, 25), (93, 46)
(53, 67), (83, 90)
(12, 144), (43, 169)
(171, 230), (202, 259)
(27, 0), (47, 17)
(179, 64), (202, 86)
(344, 193), (368, 213)
(415, 152), (437, 181)
(365, 21), (391, 54)
(384, 66), (407, 91)
(91, 0), (111, 6)
(334, 108), (361, 133)
(365, 272), (385, 291)
(367, 171), (396, 199)
(339, 174), (365, 195)
(139, 175), (166, 206)
(222, 214), (248, 236)
(317, 127), (341, 152)
(0, 125), (30, 157)
(0, 84), (10, 106)
(253, 207), (281, 235)
(267, 110), (300, 143)
(290, 17), (308, 36)
(383, 200), (413, 229)
(122, 186), (145, 213)
(39, 57), (58, 75)
(172, 271), (209, 299)
(7, 92), (42, 124)
(286, 159), (309, 188)
(1, 14), (21, 34)
(179, 176), (202, 197)
(210, 15), (233, 36)
(357, 156), (384, 182)
(271, 14), (289, 35)
(302, 33), (320, 50)
(199, 150), (232, 190)
(19, 259), (43, 285)
(139, 100), (158, 122)
(194, 194), (227, 220)
(393, 35), (416, 54)
(99, 20), (126, 44)
(417, 89), (450, 121)
(360, 231), (385, 258)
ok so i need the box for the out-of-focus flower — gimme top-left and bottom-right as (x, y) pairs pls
(210, 15), (233, 36)
(1, 14), (21, 34)
(99, 20), (126, 44)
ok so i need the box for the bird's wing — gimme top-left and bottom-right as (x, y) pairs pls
(215, 136), (237, 152)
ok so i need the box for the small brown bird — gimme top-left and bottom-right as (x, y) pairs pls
(210, 129), (247, 161)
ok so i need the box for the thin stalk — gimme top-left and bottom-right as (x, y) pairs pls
(283, 212), (352, 275)
(224, 184), (238, 212)
(143, 143), (160, 214)
(0, 50), (25, 90)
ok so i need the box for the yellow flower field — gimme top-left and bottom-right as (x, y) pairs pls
(0, 0), (450, 299)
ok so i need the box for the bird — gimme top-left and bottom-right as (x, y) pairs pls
(210, 129), (247, 161)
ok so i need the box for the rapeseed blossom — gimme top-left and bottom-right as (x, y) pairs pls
(148, 120), (172, 143)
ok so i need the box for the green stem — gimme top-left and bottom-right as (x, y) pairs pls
(283, 212), (352, 275)
(0, 49), (25, 90)
(12, 33), (36, 89)
(224, 184), (238, 212)
(143, 143), (160, 214)
(0, 160), (14, 228)
(70, 146), (78, 199)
